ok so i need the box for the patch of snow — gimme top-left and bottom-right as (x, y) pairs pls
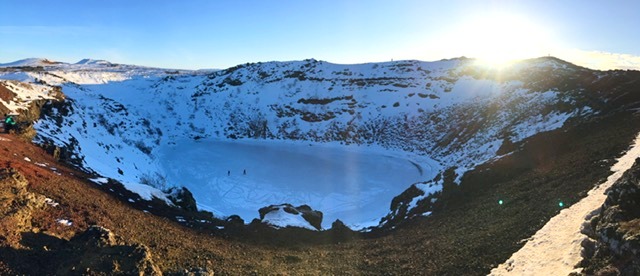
(90, 177), (109, 185)
(44, 198), (59, 207)
(122, 182), (173, 205)
(348, 218), (383, 231)
(56, 219), (73, 226)
(510, 111), (573, 143)
(23, 157), (31, 162)
(420, 211), (432, 217)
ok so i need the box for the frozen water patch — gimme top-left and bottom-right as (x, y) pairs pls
(158, 139), (439, 229)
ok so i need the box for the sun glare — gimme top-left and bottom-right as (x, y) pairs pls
(455, 13), (552, 68)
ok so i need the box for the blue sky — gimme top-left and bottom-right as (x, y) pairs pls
(1, 0), (639, 70)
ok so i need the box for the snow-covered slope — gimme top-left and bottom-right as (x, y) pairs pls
(0, 80), (59, 113)
(0, 57), (602, 229)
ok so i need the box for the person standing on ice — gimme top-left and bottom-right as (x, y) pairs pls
(227, 170), (230, 176)
(243, 169), (246, 175)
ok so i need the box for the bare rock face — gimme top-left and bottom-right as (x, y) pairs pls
(0, 168), (46, 247)
(166, 186), (198, 212)
(580, 158), (640, 275)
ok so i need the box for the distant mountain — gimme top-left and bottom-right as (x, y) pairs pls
(75, 58), (113, 66)
(0, 58), (63, 67)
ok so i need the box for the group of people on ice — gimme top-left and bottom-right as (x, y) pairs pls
(227, 169), (247, 176)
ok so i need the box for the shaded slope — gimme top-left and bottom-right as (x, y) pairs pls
(357, 112), (640, 275)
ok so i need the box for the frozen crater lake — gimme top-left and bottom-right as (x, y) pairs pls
(158, 139), (435, 228)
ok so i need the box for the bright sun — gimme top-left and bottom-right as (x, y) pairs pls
(455, 13), (552, 68)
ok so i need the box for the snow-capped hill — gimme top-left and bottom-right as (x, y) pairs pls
(0, 58), (63, 68)
(75, 59), (113, 66)
(1, 58), (197, 85)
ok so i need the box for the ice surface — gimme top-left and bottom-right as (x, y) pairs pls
(159, 139), (436, 228)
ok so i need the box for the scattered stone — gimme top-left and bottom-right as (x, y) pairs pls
(56, 225), (162, 275)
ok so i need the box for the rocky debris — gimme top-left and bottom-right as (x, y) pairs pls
(55, 225), (161, 275)
(0, 168), (46, 247)
(181, 267), (215, 276)
(580, 158), (640, 275)
(259, 204), (323, 230)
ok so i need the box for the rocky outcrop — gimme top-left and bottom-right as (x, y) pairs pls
(379, 168), (458, 229)
(259, 204), (323, 230)
(166, 186), (198, 212)
(580, 158), (640, 275)
(55, 225), (161, 275)
(0, 168), (46, 247)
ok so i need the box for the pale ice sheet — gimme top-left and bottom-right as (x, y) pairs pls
(158, 138), (437, 229)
